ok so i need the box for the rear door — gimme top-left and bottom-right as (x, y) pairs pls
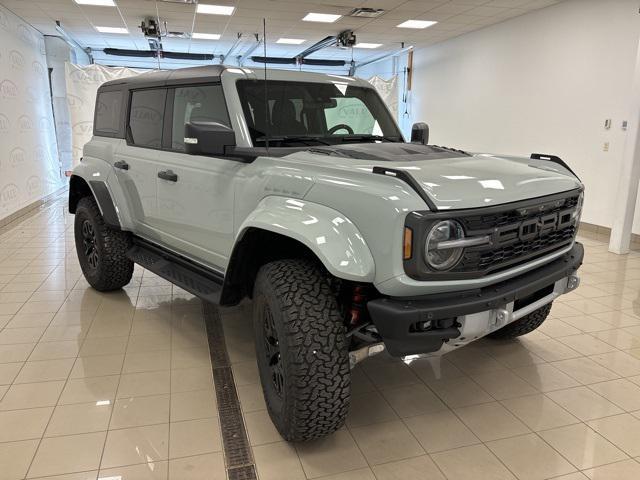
(112, 88), (167, 237)
(153, 84), (242, 270)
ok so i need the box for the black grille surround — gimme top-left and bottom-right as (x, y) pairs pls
(403, 189), (582, 281)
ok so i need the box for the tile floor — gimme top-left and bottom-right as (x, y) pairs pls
(2, 200), (640, 479)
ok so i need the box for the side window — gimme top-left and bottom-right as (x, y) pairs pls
(171, 84), (229, 151)
(95, 91), (122, 136)
(129, 89), (166, 148)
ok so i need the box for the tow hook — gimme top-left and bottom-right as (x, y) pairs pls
(349, 342), (385, 369)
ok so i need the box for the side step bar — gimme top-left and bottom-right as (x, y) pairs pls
(127, 238), (223, 304)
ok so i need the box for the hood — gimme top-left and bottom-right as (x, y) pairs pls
(303, 143), (582, 210)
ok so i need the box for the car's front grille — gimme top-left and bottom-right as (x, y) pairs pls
(403, 190), (582, 281)
(455, 224), (576, 273)
(451, 194), (580, 275)
(459, 195), (579, 231)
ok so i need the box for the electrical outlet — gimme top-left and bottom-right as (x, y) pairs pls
(603, 142), (610, 152)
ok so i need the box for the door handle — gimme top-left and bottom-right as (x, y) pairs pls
(114, 160), (129, 170)
(158, 170), (178, 182)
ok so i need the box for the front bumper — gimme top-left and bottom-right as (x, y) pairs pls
(367, 242), (584, 357)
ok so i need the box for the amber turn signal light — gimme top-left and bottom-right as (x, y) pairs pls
(403, 227), (413, 260)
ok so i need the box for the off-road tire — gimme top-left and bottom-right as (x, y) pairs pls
(488, 303), (552, 339)
(252, 259), (350, 442)
(74, 196), (133, 291)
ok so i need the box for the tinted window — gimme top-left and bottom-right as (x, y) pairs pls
(171, 85), (229, 151)
(95, 91), (122, 135)
(129, 89), (166, 148)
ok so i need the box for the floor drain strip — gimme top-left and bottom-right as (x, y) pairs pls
(203, 302), (258, 480)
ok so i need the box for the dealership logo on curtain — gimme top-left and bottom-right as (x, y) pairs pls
(0, 114), (9, 133)
(66, 93), (84, 109)
(34, 146), (51, 165)
(0, 80), (18, 99)
(72, 121), (93, 136)
(18, 115), (32, 132)
(32, 61), (45, 76)
(26, 176), (41, 197)
(9, 50), (24, 70)
(0, 184), (19, 211)
(8, 147), (26, 168)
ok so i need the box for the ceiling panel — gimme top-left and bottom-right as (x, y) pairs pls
(0, 0), (565, 66)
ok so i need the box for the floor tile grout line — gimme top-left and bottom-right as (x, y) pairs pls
(93, 280), (138, 476)
(20, 283), (99, 478)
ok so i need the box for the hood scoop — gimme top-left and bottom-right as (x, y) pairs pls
(308, 142), (469, 162)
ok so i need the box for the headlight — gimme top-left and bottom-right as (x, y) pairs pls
(424, 220), (465, 271)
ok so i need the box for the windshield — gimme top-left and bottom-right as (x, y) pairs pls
(236, 79), (403, 147)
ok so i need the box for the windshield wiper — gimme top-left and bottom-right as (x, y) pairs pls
(255, 135), (331, 146)
(339, 135), (401, 143)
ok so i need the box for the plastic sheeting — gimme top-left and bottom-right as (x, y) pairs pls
(368, 75), (399, 119)
(0, 5), (63, 220)
(65, 63), (145, 168)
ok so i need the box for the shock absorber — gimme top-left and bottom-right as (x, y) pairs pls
(349, 285), (369, 326)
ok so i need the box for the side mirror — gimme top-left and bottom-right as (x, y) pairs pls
(184, 121), (236, 156)
(411, 122), (429, 145)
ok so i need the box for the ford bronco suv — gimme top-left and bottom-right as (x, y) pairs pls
(69, 65), (583, 441)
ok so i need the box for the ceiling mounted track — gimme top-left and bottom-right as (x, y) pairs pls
(103, 48), (215, 61)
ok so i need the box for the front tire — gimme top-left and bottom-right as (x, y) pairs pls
(488, 303), (552, 339)
(74, 196), (133, 291)
(252, 259), (350, 441)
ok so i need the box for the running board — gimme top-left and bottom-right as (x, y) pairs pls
(127, 238), (223, 304)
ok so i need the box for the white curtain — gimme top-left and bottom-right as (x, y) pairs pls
(368, 75), (399, 118)
(65, 63), (146, 168)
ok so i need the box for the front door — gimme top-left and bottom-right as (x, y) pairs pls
(153, 84), (241, 271)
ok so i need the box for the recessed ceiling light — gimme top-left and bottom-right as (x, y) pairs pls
(74, 0), (115, 5)
(302, 13), (342, 23)
(95, 26), (128, 34)
(354, 42), (382, 49)
(276, 38), (306, 45)
(196, 4), (235, 15)
(397, 19), (437, 29)
(192, 32), (221, 40)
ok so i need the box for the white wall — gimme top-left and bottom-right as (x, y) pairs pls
(0, 4), (64, 222)
(408, 0), (639, 231)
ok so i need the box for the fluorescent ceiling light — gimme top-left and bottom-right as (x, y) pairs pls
(196, 4), (235, 15)
(302, 12), (341, 23)
(397, 19), (437, 29)
(354, 42), (382, 49)
(74, 0), (115, 5)
(276, 38), (305, 45)
(95, 26), (128, 34)
(192, 32), (221, 40)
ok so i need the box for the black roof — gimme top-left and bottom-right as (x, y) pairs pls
(98, 65), (227, 92)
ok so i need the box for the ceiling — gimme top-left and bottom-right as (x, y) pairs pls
(0, 0), (564, 68)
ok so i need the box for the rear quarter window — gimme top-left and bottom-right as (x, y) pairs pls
(94, 90), (123, 136)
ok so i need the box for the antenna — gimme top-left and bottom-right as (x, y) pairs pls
(262, 18), (270, 153)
